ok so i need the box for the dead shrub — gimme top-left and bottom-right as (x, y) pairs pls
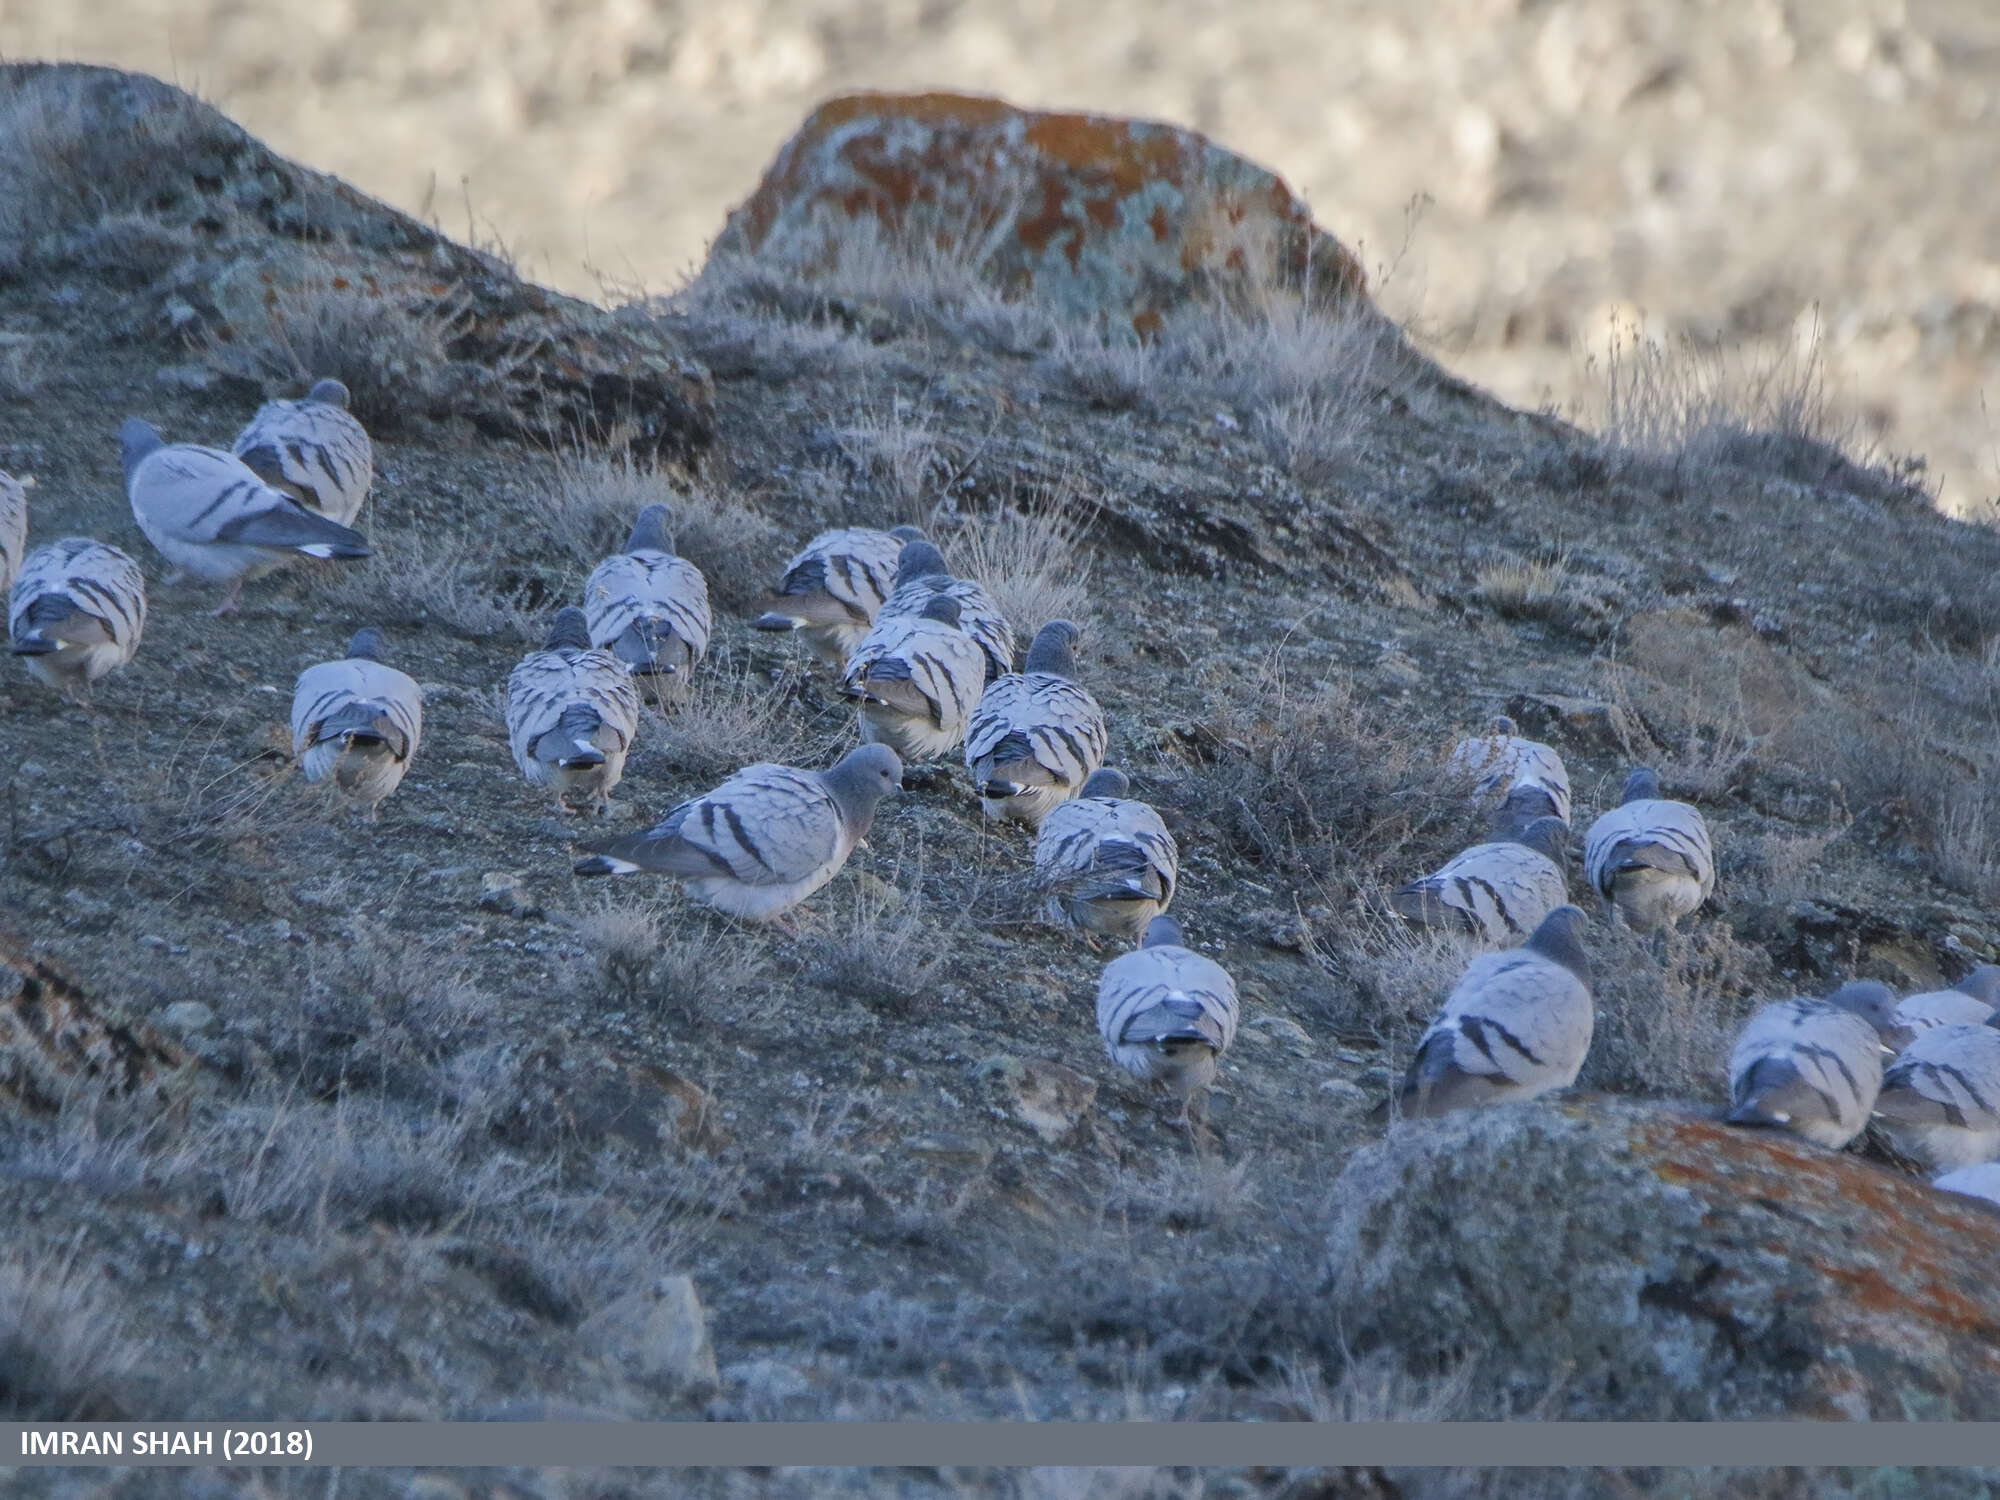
(1172, 664), (1477, 928)
(1577, 920), (1772, 1102)
(0, 1245), (140, 1418)
(803, 858), (942, 1016)
(313, 525), (541, 642)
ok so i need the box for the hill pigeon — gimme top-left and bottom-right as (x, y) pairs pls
(964, 620), (1108, 831)
(573, 743), (903, 922)
(229, 378), (373, 528)
(0, 471), (26, 599)
(752, 524), (924, 668)
(121, 417), (369, 615)
(1724, 981), (1897, 1149)
(1448, 715), (1572, 825)
(1885, 966), (2000, 1052)
(1874, 1017), (2000, 1172)
(8, 537), (147, 700)
(1095, 915), (1239, 1111)
(1394, 905), (1594, 1119)
(291, 628), (423, 819)
(505, 607), (642, 814)
(1391, 817), (1570, 945)
(1931, 1162), (2000, 1209)
(875, 540), (1015, 682)
(582, 504), (712, 681)
(840, 594), (988, 761)
(1582, 767), (1715, 933)
(1034, 767), (1180, 944)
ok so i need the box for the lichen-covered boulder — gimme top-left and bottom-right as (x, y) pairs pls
(711, 91), (1367, 334)
(1325, 1096), (2000, 1419)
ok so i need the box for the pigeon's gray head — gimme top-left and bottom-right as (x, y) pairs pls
(1024, 619), (1082, 676)
(625, 503), (675, 554)
(1080, 766), (1130, 799)
(1956, 965), (2000, 1004)
(1515, 816), (1570, 861)
(119, 418), (165, 485)
(544, 606), (592, 651)
(1497, 783), (1562, 830)
(888, 525), (927, 545)
(893, 541), (950, 585)
(825, 742), (904, 832)
(1619, 766), (1663, 805)
(918, 595), (963, 628)
(1525, 905), (1591, 984)
(1826, 979), (1897, 1035)
(345, 627), (386, 661)
(305, 378), (352, 409)
(1486, 714), (1519, 736)
(1142, 915), (1186, 950)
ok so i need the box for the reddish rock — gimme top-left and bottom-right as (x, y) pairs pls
(712, 92), (1367, 334)
(1327, 1095), (2000, 1418)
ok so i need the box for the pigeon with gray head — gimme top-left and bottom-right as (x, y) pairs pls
(1391, 816), (1570, 945)
(753, 524), (925, 668)
(573, 743), (903, 922)
(1034, 767), (1180, 944)
(1724, 981), (1897, 1149)
(875, 539), (1015, 682)
(121, 417), (369, 615)
(1095, 915), (1239, 1112)
(1394, 905), (1594, 1119)
(582, 504), (712, 682)
(964, 620), (1108, 831)
(229, 378), (373, 528)
(0, 471), (26, 599)
(1931, 1162), (2000, 1209)
(291, 628), (423, 820)
(1885, 966), (2000, 1052)
(1448, 714), (1572, 826)
(505, 607), (642, 814)
(8, 537), (147, 700)
(1582, 767), (1715, 933)
(839, 593), (988, 761)
(1873, 1016), (2000, 1172)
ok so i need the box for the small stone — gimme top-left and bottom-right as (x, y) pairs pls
(579, 1275), (718, 1396)
(1246, 1013), (1314, 1047)
(478, 871), (543, 920)
(1319, 1078), (1370, 1106)
(161, 1001), (216, 1035)
(974, 1055), (1097, 1144)
(154, 363), (218, 392)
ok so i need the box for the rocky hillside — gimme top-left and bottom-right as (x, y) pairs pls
(3, 63), (2000, 1500)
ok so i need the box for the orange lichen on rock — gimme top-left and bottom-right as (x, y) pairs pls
(710, 91), (1367, 334)
(1328, 1096), (2000, 1418)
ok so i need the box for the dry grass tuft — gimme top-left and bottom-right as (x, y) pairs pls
(313, 525), (541, 642)
(1173, 663), (1478, 932)
(0, 70), (227, 256)
(570, 897), (769, 1022)
(1040, 327), (1155, 413)
(828, 398), (946, 522)
(1474, 551), (1620, 640)
(803, 855), (944, 1016)
(1937, 788), (2000, 905)
(1578, 920), (1772, 1102)
(0, 1245), (141, 1418)
(933, 493), (1096, 643)
(1591, 319), (1930, 504)
(643, 652), (841, 783)
(202, 270), (471, 435)
(541, 453), (781, 609)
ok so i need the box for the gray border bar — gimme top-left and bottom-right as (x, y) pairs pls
(4, 1423), (2000, 1467)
